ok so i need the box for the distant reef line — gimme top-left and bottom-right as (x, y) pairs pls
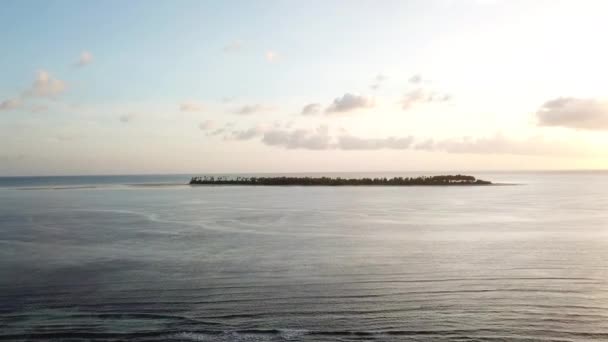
(189, 175), (492, 186)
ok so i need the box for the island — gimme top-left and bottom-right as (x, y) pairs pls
(189, 175), (492, 186)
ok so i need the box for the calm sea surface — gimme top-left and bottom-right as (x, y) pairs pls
(1, 172), (608, 341)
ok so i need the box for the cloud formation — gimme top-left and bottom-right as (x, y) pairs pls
(301, 103), (321, 115)
(429, 134), (587, 156)
(370, 74), (387, 90)
(537, 97), (608, 131)
(233, 104), (272, 115)
(228, 125), (267, 141)
(180, 102), (204, 112)
(204, 122), (236, 137)
(263, 126), (332, 150)
(0, 98), (20, 111)
(25, 70), (66, 97)
(199, 120), (215, 130)
(401, 89), (450, 110)
(326, 93), (374, 113)
(409, 74), (423, 84)
(75, 51), (93, 67)
(258, 126), (415, 151)
(337, 135), (414, 150)
(233, 124), (587, 156)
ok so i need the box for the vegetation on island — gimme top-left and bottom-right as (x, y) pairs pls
(189, 175), (492, 186)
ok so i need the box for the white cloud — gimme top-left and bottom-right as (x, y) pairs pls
(400, 74), (450, 110)
(207, 121), (238, 137)
(326, 93), (374, 113)
(263, 125), (332, 150)
(537, 97), (608, 131)
(408, 74), (423, 84)
(25, 70), (66, 97)
(259, 126), (414, 151)
(228, 124), (268, 141)
(233, 104), (272, 115)
(199, 120), (215, 130)
(180, 101), (204, 112)
(401, 88), (450, 110)
(237, 123), (587, 156)
(75, 51), (93, 67)
(370, 74), (388, 90)
(414, 139), (435, 151)
(301, 103), (321, 115)
(434, 134), (587, 156)
(0, 98), (20, 111)
(337, 135), (414, 150)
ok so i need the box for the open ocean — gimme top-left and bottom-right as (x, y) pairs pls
(1, 172), (608, 341)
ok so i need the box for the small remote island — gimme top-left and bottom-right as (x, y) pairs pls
(189, 175), (492, 186)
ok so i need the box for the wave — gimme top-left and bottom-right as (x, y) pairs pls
(3, 328), (607, 341)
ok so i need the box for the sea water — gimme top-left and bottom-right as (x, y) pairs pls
(1, 172), (607, 341)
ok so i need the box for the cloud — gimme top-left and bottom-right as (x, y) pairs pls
(370, 74), (388, 90)
(266, 50), (279, 62)
(263, 125), (332, 150)
(537, 97), (608, 131)
(119, 113), (136, 123)
(301, 103), (321, 115)
(259, 126), (414, 151)
(433, 134), (586, 156)
(223, 40), (243, 53)
(228, 125), (268, 141)
(401, 89), (450, 110)
(0, 98), (20, 111)
(209, 128), (225, 136)
(400, 74), (451, 110)
(25, 70), (66, 97)
(206, 122), (237, 137)
(337, 135), (414, 150)
(414, 139), (435, 151)
(233, 104), (272, 115)
(199, 120), (215, 130)
(252, 126), (586, 156)
(326, 93), (374, 113)
(75, 51), (93, 67)
(409, 74), (423, 84)
(180, 101), (204, 112)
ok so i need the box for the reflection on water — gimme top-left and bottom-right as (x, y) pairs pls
(1, 172), (608, 341)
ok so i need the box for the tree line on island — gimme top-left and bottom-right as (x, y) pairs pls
(189, 175), (492, 186)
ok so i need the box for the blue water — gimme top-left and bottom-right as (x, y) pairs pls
(1, 172), (608, 341)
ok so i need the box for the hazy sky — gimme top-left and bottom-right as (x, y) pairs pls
(1, 0), (608, 176)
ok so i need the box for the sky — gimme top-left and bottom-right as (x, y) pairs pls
(1, 0), (608, 176)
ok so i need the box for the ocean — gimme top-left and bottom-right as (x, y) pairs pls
(1, 172), (607, 341)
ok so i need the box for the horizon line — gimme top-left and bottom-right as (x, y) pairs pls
(2, 169), (608, 178)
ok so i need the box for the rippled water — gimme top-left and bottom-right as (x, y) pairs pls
(1, 172), (608, 341)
